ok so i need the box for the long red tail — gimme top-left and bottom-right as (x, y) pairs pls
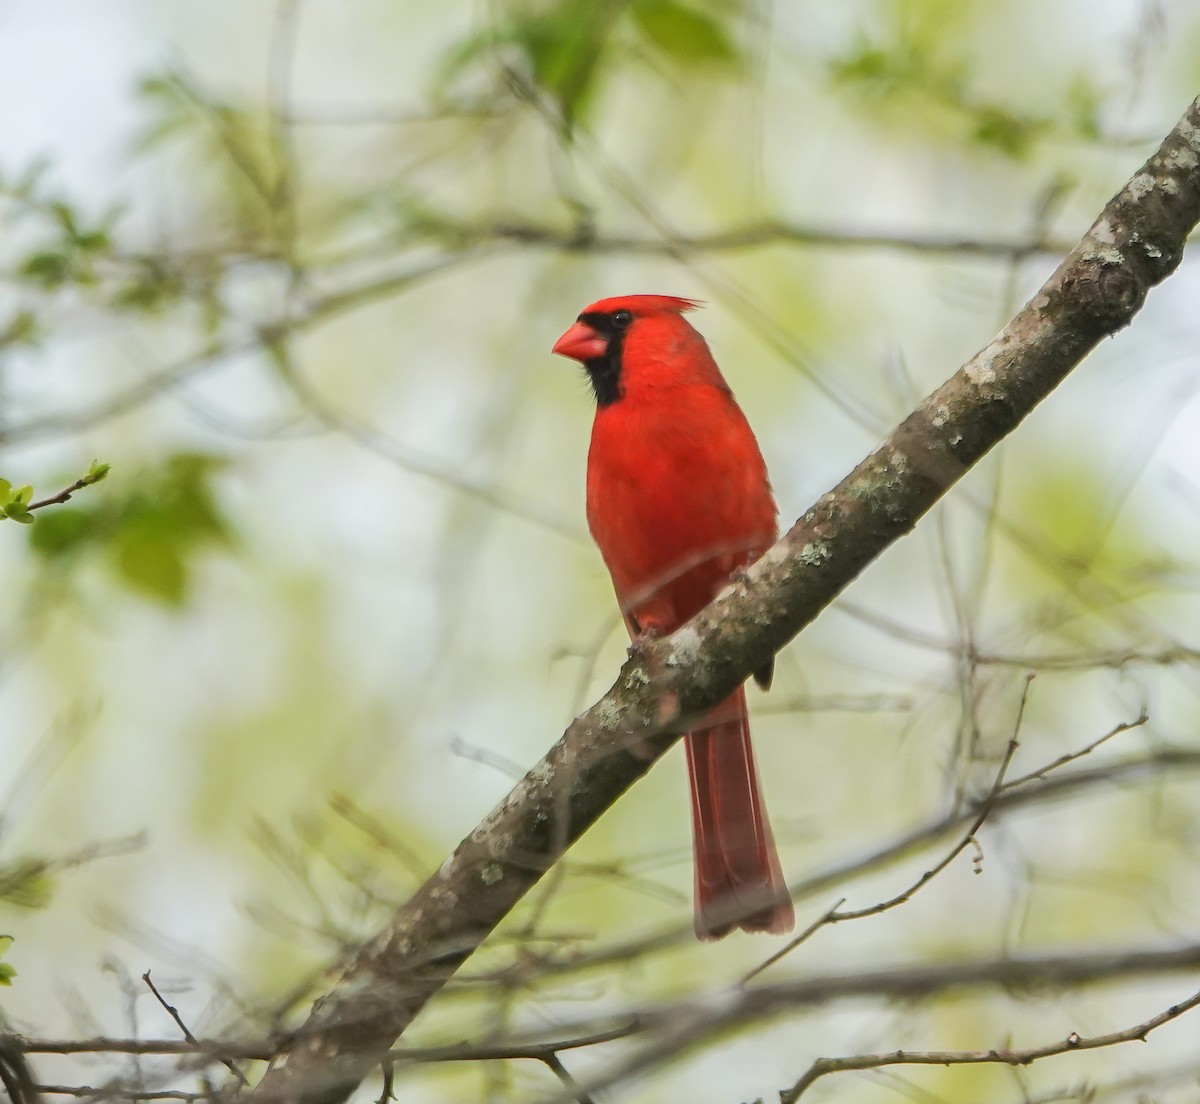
(684, 686), (794, 939)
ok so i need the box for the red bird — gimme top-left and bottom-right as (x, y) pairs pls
(553, 294), (794, 939)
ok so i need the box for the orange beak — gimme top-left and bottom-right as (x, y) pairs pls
(552, 320), (607, 362)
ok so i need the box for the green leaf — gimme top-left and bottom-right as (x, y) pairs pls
(436, 0), (615, 130)
(134, 74), (197, 152)
(831, 44), (892, 87)
(13, 485), (33, 507)
(0, 478), (11, 506)
(113, 262), (185, 313)
(0, 310), (38, 348)
(525, 5), (610, 125)
(114, 529), (188, 605)
(108, 453), (229, 604)
(630, 0), (739, 64)
(75, 229), (111, 253)
(49, 200), (79, 237)
(26, 451), (230, 606)
(28, 508), (97, 555)
(20, 251), (71, 289)
(970, 103), (1046, 158)
(1066, 76), (1102, 140)
(0, 861), (53, 908)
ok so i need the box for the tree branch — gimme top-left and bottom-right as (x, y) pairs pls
(781, 987), (1200, 1102)
(444, 216), (1080, 260)
(142, 971), (248, 1087)
(250, 95), (1200, 1103)
(539, 948), (1200, 1104)
(21, 946), (1200, 1102)
(743, 683), (1031, 984)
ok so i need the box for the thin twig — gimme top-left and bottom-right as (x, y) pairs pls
(539, 1053), (595, 1104)
(743, 680), (1031, 982)
(25, 478), (90, 513)
(142, 972), (248, 1088)
(449, 216), (1078, 260)
(491, 735), (1189, 988)
(978, 647), (1200, 671)
(740, 899), (846, 985)
(21, 1025), (636, 1064)
(0, 1037), (39, 1104)
(33, 1087), (208, 1102)
(781, 988), (1200, 1102)
(1001, 708), (1149, 790)
(833, 735), (1021, 921)
(547, 949), (1200, 1104)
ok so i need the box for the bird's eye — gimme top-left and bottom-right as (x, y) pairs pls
(611, 310), (633, 329)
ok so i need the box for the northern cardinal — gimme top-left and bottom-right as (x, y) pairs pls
(553, 294), (794, 939)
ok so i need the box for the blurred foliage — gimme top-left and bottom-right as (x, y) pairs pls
(28, 453), (229, 606)
(1017, 460), (1177, 593)
(136, 70), (290, 243)
(0, 858), (53, 912)
(1, 160), (117, 292)
(828, 0), (1103, 156)
(0, 160), (203, 340)
(437, 0), (742, 131)
(18, 202), (113, 291)
(0, 935), (13, 986)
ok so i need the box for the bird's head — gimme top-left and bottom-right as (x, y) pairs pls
(552, 295), (703, 407)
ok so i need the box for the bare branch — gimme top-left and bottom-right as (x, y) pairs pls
(529, 946), (1200, 1104)
(0, 1036), (40, 1104)
(539, 1053), (595, 1104)
(455, 216), (1080, 260)
(781, 988), (1200, 1102)
(22, 1039), (273, 1060)
(142, 972), (248, 1088)
(1001, 709), (1150, 790)
(744, 679), (1031, 983)
(446, 741), (1196, 992)
(19, 1024), (634, 1064)
(24, 947), (1200, 1103)
(32, 1087), (208, 1102)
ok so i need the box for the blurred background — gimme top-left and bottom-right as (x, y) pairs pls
(2, 0), (1200, 1100)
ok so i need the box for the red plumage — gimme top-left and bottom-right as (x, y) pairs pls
(553, 294), (794, 939)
